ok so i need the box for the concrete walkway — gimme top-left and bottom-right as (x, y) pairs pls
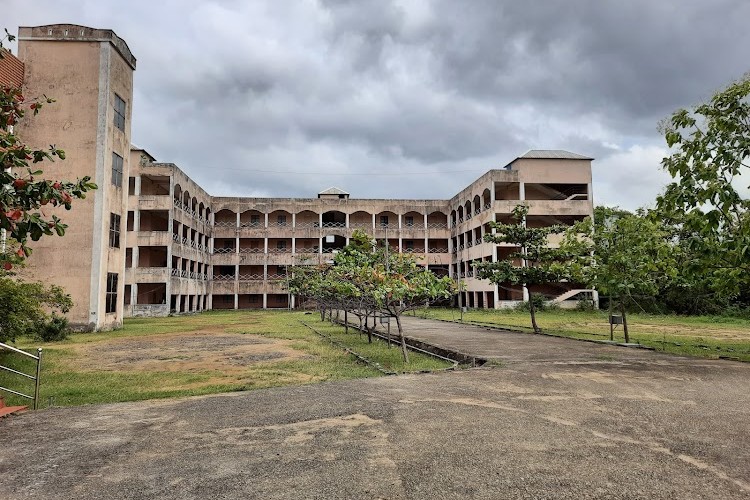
(1, 317), (749, 499)
(382, 314), (665, 364)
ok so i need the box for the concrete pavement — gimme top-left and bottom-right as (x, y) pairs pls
(1, 317), (749, 499)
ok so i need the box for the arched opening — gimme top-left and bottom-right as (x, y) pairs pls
(214, 208), (236, 228)
(322, 210), (346, 228)
(349, 211), (372, 229)
(450, 209), (457, 227)
(375, 211), (397, 228)
(482, 188), (491, 209)
(295, 210), (318, 228)
(428, 211), (447, 228)
(457, 206), (464, 222)
(322, 234), (346, 253)
(402, 211), (423, 228)
(473, 195), (481, 215)
(268, 210), (291, 227)
(240, 209), (264, 227)
(173, 184), (182, 203)
(464, 201), (472, 219)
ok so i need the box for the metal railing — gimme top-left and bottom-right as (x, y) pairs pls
(0, 343), (42, 410)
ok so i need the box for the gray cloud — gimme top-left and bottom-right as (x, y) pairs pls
(4, 0), (749, 208)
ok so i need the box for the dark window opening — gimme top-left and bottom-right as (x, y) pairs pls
(109, 213), (121, 248)
(106, 273), (118, 313)
(114, 93), (126, 131)
(111, 152), (123, 187)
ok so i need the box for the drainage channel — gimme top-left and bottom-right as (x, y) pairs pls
(334, 319), (483, 368)
(303, 320), (466, 373)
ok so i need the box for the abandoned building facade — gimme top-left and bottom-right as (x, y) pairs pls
(2, 24), (594, 330)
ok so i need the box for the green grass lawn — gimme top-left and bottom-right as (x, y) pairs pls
(0, 311), (451, 408)
(415, 307), (750, 362)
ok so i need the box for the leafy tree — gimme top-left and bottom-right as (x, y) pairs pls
(476, 204), (575, 333)
(1, 31), (97, 269)
(289, 230), (457, 362)
(371, 251), (456, 362)
(562, 207), (677, 342)
(0, 274), (72, 343)
(657, 74), (750, 299)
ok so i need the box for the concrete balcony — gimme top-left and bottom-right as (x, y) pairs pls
(138, 195), (172, 211)
(526, 199), (592, 216)
(133, 267), (170, 283)
(137, 231), (171, 247)
(211, 251), (240, 265)
(211, 280), (237, 294)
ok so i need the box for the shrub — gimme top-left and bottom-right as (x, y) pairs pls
(35, 314), (70, 342)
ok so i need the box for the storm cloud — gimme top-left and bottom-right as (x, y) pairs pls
(4, 0), (749, 208)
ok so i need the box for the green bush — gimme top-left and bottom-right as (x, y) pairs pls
(0, 276), (72, 343)
(35, 314), (70, 342)
(513, 293), (557, 312)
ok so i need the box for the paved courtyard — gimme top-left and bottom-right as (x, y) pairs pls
(1, 317), (749, 499)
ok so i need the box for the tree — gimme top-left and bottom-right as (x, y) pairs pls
(289, 230), (457, 363)
(562, 207), (677, 342)
(0, 274), (72, 343)
(1, 31), (97, 269)
(371, 252), (456, 362)
(476, 204), (576, 333)
(657, 74), (750, 299)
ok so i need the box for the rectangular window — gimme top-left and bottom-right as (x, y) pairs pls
(106, 273), (118, 313)
(111, 152), (123, 187)
(380, 216), (389, 227)
(109, 213), (121, 248)
(405, 216), (414, 227)
(277, 215), (287, 226)
(114, 93), (126, 131)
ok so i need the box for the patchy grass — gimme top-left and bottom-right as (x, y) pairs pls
(0, 311), (446, 408)
(414, 308), (750, 362)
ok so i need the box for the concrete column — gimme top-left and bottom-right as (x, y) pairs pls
(371, 213), (375, 229)
(519, 182), (525, 201)
(236, 212), (240, 228)
(262, 293), (268, 309)
(175, 294), (181, 313)
(398, 213), (402, 252)
(131, 283), (138, 306)
(345, 212), (349, 228)
(292, 212), (296, 228)
(134, 175), (142, 196)
(234, 293), (238, 310)
(291, 236), (296, 254)
(265, 212), (269, 228)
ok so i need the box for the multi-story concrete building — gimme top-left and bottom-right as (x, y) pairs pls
(2, 24), (595, 329)
(2, 25), (136, 330)
(124, 149), (593, 317)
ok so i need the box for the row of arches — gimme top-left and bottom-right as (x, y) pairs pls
(213, 209), (449, 229)
(451, 188), (492, 226)
(174, 184), (212, 222)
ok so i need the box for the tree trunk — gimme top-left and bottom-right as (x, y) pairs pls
(344, 310), (349, 335)
(528, 292), (541, 333)
(395, 314), (409, 363)
(620, 301), (630, 343)
(358, 317), (363, 339)
(319, 307), (325, 322)
(608, 298), (614, 341)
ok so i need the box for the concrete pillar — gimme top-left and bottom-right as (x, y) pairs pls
(345, 212), (349, 228)
(519, 182), (525, 201)
(175, 294), (181, 313)
(236, 212), (240, 228)
(292, 212), (296, 228)
(131, 283), (138, 306)
(234, 293), (238, 310)
(264, 212), (269, 228)
(262, 293), (268, 309)
(398, 213), (402, 252)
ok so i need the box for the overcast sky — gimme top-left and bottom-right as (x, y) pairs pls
(5, 0), (749, 209)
